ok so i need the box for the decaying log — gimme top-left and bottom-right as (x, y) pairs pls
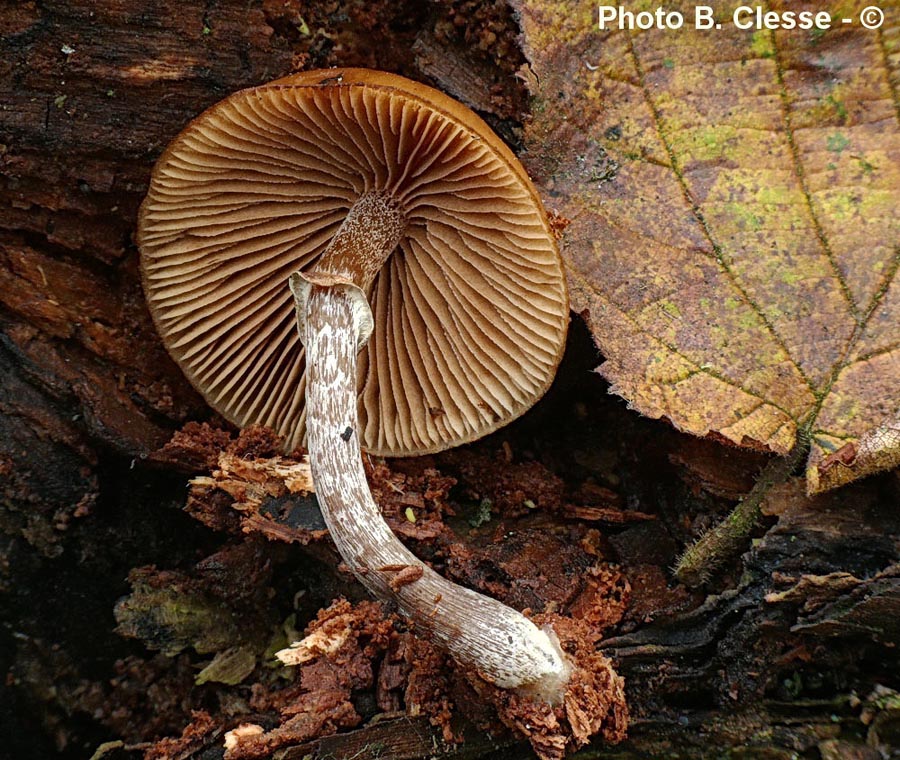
(1, 3), (897, 760)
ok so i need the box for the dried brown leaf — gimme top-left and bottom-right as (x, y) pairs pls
(516, 0), (900, 492)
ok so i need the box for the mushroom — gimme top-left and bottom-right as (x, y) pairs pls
(137, 69), (571, 702)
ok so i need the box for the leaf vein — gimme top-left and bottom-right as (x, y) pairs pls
(626, 32), (817, 398)
(803, 245), (899, 434)
(767, 24), (861, 324)
(570, 268), (799, 423)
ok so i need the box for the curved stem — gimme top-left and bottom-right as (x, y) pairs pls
(301, 283), (571, 702)
(674, 432), (809, 587)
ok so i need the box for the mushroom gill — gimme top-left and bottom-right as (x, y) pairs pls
(139, 70), (568, 457)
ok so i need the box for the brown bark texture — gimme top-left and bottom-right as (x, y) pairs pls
(1, 2), (898, 760)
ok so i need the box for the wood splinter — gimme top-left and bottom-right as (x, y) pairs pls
(381, 564), (425, 591)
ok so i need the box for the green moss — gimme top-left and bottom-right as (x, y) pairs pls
(738, 310), (760, 330)
(114, 585), (242, 657)
(826, 132), (850, 154)
(857, 157), (876, 175)
(826, 94), (848, 122)
(660, 300), (682, 318)
(723, 202), (764, 231)
(750, 30), (774, 58)
(758, 185), (791, 206)
(672, 125), (748, 163)
(820, 191), (857, 221)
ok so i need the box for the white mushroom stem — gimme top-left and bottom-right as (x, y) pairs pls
(285, 192), (571, 702)
(298, 282), (571, 702)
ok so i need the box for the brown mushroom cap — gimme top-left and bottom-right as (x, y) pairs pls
(138, 69), (568, 456)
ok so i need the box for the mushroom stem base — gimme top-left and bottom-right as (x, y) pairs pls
(300, 282), (571, 702)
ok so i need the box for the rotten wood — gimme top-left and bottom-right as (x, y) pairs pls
(2, 3), (898, 760)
